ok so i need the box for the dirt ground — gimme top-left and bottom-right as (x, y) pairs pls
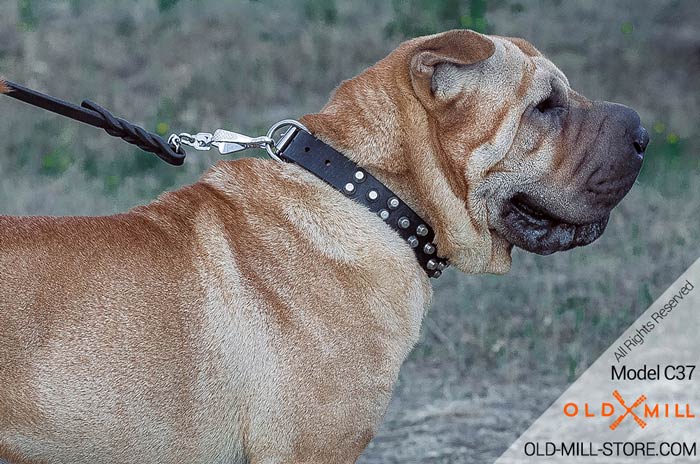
(358, 363), (565, 464)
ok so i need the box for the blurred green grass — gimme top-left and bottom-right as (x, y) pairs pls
(0, 0), (698, 382)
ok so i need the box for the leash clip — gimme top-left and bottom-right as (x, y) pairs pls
(168, 130), (273, 155)
(168, 132), (213, 152)
(167, 119), (309, 160)
(211, 130), (274, 155)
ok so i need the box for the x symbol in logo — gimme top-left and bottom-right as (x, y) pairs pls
(610, 390), (647, 430)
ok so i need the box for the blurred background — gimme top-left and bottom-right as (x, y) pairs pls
(0, 1), (698, 462)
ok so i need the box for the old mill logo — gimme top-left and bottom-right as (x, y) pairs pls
(563, 390), (695, 430)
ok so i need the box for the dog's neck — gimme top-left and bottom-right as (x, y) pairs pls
(300, 62), (512, 274)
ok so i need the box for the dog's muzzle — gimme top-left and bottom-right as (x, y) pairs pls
(498, 103), (648, 255)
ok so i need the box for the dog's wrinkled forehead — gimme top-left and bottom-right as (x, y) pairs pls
(478, 36), (570, 106)
(405, 30), (572, 111)
(440, 35), (578, 176)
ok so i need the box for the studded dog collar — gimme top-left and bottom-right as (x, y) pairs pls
(274, 125), (449, 279)
(167, 120), (449, 278)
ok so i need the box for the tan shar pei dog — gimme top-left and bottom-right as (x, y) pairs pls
(0, 29), (648, 463)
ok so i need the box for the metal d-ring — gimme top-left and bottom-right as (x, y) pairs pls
(265, 119), (310, 162)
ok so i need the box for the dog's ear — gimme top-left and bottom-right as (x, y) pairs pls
(410, 29), (495, 105)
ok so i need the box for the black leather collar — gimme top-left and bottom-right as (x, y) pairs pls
(277, 129), (449, 278)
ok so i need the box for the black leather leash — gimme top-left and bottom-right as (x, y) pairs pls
(0, 80), (448, 277)
(278, 129), (449, 278)
(0, 79), (186, 165)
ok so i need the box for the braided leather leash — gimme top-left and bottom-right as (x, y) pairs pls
(0, 79), (186, 165)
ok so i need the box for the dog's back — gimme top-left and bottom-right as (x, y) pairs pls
(0, 208), (221, 461)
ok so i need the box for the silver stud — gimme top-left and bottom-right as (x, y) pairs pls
(367, 190), (379, 201)
(433, 270), (442, 278)
(426, 259), (438, 270)
(423, 243), (435, 255)
(437, 261), (447, 271)
(398, 216), (410, 229)
(354, 170), (366, 182)
(344, 182), (355, 194)
(387, 197), (400, 209)
(378, 209), (390, 220)
(416, 224), (428, 236)
(407, 236), (419, 248)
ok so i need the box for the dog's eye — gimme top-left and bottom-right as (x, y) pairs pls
(535, 96), (559, 113)
(534, 85), (567, 115)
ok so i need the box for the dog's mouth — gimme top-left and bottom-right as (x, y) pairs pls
(497, 194), (609, 255)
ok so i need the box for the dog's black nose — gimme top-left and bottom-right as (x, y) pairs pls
(632, 126), (650, 155)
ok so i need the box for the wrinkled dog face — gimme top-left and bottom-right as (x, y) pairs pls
(410, 31), (648, 257)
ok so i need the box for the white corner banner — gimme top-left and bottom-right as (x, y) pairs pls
(497, 257), (700, 463)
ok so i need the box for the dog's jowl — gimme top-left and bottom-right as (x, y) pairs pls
(0, 30), (646, 464)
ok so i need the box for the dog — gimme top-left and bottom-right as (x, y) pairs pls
(0, 29), (647, 463)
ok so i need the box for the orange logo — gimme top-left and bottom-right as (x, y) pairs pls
(609, 390), (647, 430)
(563, 391), (695, 430)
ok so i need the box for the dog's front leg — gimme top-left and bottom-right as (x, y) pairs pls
(240, 356), (393, 464)
(247, 435), (373, 464)
(244, 402), (379, 464)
